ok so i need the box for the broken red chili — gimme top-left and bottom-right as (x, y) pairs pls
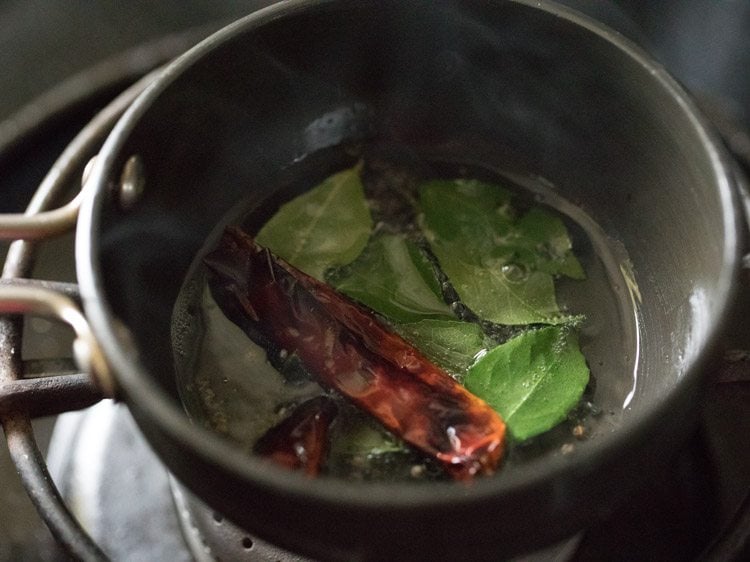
(204, 227), (506, 480)
(253, 396), (338, 476)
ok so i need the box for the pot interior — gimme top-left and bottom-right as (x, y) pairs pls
(82, 0), (738, 558)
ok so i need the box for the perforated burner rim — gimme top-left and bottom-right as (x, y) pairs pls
(46, 399), (582, 562)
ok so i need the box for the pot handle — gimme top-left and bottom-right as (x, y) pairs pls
(0, 194), (83, 240)
(0, 153), (99, 240)
(0, 284), (115, 397)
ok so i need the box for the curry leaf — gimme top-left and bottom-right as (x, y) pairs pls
(464, 326), (589, 441)
(446, 260), (562, 325)
(512, 208), (585, 279)
(331, 233), (487, 375)
(256, 163), (372, 280)
(332, 417), (405, 456)
(395, 319), (487, 376)
(418, 179), (583, 324)
(333, 234), (452, 323)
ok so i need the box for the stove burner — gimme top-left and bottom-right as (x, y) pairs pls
(47, 401), (584, 562)
(48, 402), (314, 561)
(171, 480), (313, 562)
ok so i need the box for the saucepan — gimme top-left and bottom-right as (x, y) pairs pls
(9, 0), (745, 560)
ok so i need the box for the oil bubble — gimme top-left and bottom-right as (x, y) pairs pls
(500, 263), (529, 284)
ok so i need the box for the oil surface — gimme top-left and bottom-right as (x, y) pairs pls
(171, 147), (640, 481)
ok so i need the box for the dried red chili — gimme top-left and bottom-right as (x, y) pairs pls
(205, 227), (506, 480)
(253, 396), (338, 476)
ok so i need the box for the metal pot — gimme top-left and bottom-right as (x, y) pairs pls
(4, 1), (744, 560)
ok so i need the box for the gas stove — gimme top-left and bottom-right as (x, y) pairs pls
(1, 2), (749, 561)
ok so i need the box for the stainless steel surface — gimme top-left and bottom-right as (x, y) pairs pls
(46, 402), (193, 561)
(171, 479), (312, 562)
(47, 401), (311, 561)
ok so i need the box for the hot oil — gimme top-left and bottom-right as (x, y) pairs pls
(171, 145), (640, 480)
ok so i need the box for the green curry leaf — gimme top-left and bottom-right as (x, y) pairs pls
(447, 261), (562, 325)
(512, 208), (585, 279)
(331, 233), (487, 375)
(247, 166), (593, 450)
(256, 163), (372, 280)
(333, 234), (452, 323)
(418, 179), (583, 324)
(395, 319), (487, 376)
(332, 416), (405, 456)
(464, 326), (589, 441)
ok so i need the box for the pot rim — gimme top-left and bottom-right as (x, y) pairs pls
(76, 0), (741, 511)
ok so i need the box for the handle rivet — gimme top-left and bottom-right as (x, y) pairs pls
(118, 154), (145, 211)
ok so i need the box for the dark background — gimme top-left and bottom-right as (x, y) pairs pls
(1, 1), (748, 560)
(1, 1), (748, 129)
